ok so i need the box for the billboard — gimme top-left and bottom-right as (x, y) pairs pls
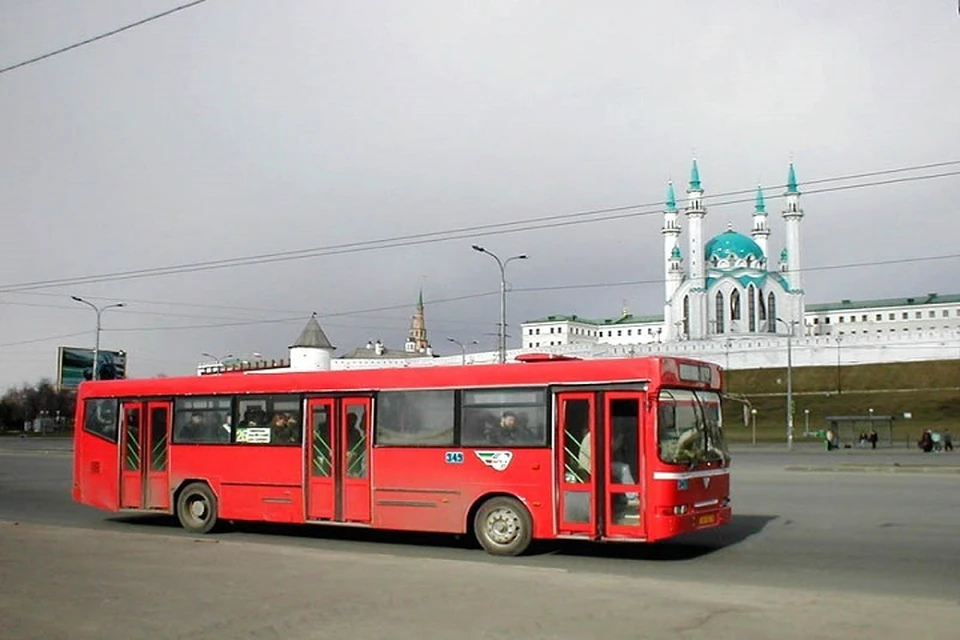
(57, 347), (127, 389)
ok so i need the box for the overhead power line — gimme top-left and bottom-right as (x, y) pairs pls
(3, 247), (958, 348)
(0, 161), (958, 295)
(22, 251), (959, 337)
(0, 0), (211, 76)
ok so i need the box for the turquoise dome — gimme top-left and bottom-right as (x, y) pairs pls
(705, 230), (764, 264)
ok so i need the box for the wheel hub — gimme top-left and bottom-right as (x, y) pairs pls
(486, 507), (519, 545)
(189, 499), (207, 520)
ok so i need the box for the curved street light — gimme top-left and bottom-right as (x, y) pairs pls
(71, 296), (125, 381)
(202, 352), (234, 365)
(776, 317), (799, 450)
(472, 244), (528, 364)
(447, 337), (479, 365)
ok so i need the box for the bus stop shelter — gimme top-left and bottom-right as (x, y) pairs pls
(823, 415), (895, 448)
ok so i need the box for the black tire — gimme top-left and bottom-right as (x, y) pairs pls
(176, 482), (218, 534)
(473, 496), (533, 556)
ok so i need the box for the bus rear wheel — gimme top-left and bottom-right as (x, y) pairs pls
(474, 496), (532, 556)
(176, 482), (218, 534)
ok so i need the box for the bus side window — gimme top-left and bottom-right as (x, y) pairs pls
(84, 399), (119, 442)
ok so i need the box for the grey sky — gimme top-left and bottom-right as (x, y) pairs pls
(1, 0), (958, 389)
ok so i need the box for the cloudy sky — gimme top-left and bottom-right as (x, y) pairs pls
(1, 0), (958, 389)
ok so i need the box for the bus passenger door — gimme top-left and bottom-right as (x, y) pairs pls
(119, 402), (143, 509)
(305, 397), (372, 524)
(339, 397), (371, 523)
(306, 398), (336, 521)
(119, 400), (171, 510)
(556, 393), (598, 537)
(603, 392), (645, 538)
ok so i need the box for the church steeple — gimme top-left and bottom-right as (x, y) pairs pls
(405, 289), (429, 353)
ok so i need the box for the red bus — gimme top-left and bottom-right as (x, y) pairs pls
(73, 355), (731, 555)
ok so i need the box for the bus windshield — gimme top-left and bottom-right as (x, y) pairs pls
(657, 389), (729, 465)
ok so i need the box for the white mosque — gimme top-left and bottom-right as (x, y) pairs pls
(519, 161), (960, 369)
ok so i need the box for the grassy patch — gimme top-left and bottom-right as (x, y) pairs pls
(721, 360), (960, 444)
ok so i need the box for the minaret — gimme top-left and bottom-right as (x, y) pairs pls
(662, 181), (682, 302)
(685, 159), (706, 285)
(405, 288), (428, 353)
(684, 158), (708, 338)
(782, 163), (804, 291)
(751, 185), (770, 263)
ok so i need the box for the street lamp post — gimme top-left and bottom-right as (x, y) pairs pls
(750, 408), (757, 445)
(447, 337), (479, 365)
(835, 335), (843, 394)
(804, 408), (810, 437)
(71, 296), (125, 381)
(472, 245), (528, 364)
(776, 317), (798, 450)
(202, 352), (234, 366)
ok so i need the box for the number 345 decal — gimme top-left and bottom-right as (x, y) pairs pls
(444, 450), (514, 471)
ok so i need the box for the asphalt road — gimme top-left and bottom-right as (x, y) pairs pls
(2, 438), (959, 638)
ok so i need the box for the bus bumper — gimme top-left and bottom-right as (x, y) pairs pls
(650, 504), (732, 539)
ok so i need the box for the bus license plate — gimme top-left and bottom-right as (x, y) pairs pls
(697, 513), (716, 526)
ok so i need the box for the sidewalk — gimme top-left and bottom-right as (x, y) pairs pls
(729, 441), (960, 474)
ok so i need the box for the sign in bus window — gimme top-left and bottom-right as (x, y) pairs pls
(236, 395), (302, 445)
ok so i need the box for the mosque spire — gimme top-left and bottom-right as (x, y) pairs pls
(665, 181), (677, 212)
(688, 158), (701, 191)
(755, 185), (766, 213)
(786, 162), (799, 195)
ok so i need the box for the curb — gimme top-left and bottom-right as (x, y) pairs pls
(785, 464), (960, 474)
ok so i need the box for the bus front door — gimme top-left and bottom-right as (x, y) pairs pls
(603, 392), (645, 539)
(305, 397), (372, 524)
(119, 401), (171, 511)
(556, 391), (646, 539)
(556, 393), (598, 537)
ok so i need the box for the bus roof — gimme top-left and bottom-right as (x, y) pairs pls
(76, 356), (720, 399)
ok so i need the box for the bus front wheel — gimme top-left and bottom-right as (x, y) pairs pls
(473, 496), (532, 556)
(176, 482), (218, 534)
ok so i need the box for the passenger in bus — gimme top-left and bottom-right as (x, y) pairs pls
(577, 430), (639, 504)
(178, 412), (205, 442)
(242, 406), (268, 427)
(218, 414), (232, 442)
(271, 413), (298, 444)
(480, 411), (537, 445)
